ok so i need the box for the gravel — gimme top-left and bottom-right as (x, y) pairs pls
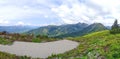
(0, 40), (79, 58)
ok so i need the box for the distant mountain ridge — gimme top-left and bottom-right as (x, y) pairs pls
(0, 26), (38, 33)
(26, 23), (107, 38)
(26, 23), (88, 37)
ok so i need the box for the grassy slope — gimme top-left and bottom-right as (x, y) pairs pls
(48, 30), (120, 59)
(0, 30), (120, 59)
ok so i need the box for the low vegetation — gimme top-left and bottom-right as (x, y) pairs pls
(0, 37), (12, 45)
(0, 31), (58, 59)
(0, 30), (120, 59)
(0, 31), (58, 45)
(32, 35), (58, 43)
(0, 51), (32, 59)
(1, 30), (120, 59)
(48, 30), (120, 59)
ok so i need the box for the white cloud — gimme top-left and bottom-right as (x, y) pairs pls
(0, 5), (43, 20)
(61, 18), (74, 24)
(92, 16), (115, 26)
(51, 0), (99, 24)
(0, 0), (120, 26)
(0, 0), (9, 4)
(15, 21), (35, 26)
(51, 0), (120, 26)
(90, 0), (120, 25)
(0, 19), (9, 26)
(90, 0), (120, 8)
(0, 0), (54, 26)
(18, 22), (24, 25)
(0, 20), (9, 24)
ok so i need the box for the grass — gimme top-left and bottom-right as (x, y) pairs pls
(0, 37), (12, 45)
(0, 51), (32, 59)
(32, 38), (41, 43)
(0, 33), (59, 59)
(0, 33), (59, 44)
(48, 30), (120, 59)
(0, 30), (120, 59)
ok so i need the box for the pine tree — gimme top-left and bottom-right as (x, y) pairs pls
(111, 19), (119, 30)
(110, 19), (120, 34)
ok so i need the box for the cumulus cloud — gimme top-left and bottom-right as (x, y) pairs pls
(89, 0), (120, 24)
(0, 19), (9, 26)
(0, 0), (120, 26)
(0, 5), (43, 20)
(51, 0), (120, 26)
(15, 21), (35, 26)
(51, 0), (98, 24)
(90, 0), (120, 8)
(16, 21), (25, 26)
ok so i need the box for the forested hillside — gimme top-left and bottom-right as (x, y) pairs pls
(26, 23), (88, 37)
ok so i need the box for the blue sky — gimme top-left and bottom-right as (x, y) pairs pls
(0, 0), (120, 26)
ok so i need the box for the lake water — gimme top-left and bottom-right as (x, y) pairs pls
(0, 40), (78, 58)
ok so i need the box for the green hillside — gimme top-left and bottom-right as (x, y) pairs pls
(0, 30), (120, 59)
(55, 23), (107, 38)
(48, 30), (120, 59)
(26, 23), (107, 38)
(26, 23), (88, 37)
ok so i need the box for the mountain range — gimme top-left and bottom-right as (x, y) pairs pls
(26, 23), (107, 38)
(0, 26), (38, 33)
(55, 23), (107, 38)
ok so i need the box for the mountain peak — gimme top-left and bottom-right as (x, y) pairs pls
(54, 23), (107, 38)
(76, 22), (88, 25)
(93, 23), (103, 25)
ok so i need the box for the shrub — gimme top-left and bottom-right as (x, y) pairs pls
(32, 38), (41, 43)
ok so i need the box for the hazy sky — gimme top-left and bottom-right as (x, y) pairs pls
(0, 0), (120, 26)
